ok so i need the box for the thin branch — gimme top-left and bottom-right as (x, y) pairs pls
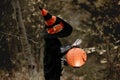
(0, 31), (40, 44)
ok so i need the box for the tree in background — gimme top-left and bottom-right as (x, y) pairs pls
(77, 0), (120, 80)
(0, 0), (44, 79)
(0, 0), (120, 80)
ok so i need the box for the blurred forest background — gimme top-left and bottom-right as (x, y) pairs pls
(0, 0), (120, 80)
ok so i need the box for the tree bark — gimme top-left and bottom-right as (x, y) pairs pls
(15, 0), (36, 79)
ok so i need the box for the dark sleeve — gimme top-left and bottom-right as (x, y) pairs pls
(43, 37), (62, 80)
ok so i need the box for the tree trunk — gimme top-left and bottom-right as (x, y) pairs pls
(15, 0), (37, 79)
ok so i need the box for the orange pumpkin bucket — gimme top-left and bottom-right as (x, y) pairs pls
(66, 47), (87, 68)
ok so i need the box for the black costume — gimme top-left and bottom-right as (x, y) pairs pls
(44, 35), (62, 80)
(39, 7), (73, 80)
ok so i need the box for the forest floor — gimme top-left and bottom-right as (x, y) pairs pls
(61, 54), (106, 80)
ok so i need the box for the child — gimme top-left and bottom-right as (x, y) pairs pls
(39, 7), (73, 80)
